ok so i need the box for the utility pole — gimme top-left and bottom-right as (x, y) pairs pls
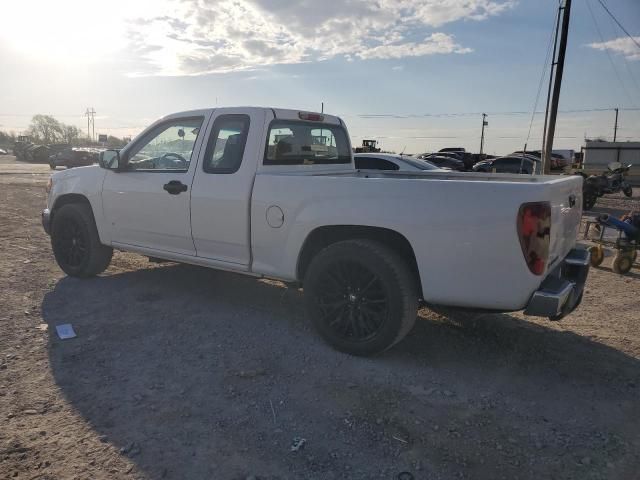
(541, 4), (562, 162)
(321, 102), (324, 113)
(479, 113), (488, 155)
(613, 107), (619, 142)
(542, 0), (572, 174)
(85, 107), (96, 142)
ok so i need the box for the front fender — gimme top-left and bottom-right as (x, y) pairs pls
(48, 166), (110, 244)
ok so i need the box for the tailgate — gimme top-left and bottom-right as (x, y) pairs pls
(547, 175), (583, 269)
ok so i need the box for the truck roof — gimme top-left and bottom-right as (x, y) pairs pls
(159, 107), (343, 126)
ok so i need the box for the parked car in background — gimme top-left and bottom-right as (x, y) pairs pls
(354, 153), (448, 172)
(439, 147), (476, 170)
(50, 148), (102, 169)
(511, 150), (569, 170)
(473, 155), (541, 174)
(0, 148), (8, 155)
(418, 153), (466, 171)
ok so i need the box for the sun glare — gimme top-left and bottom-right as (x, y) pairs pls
(1, 0), (127, 62)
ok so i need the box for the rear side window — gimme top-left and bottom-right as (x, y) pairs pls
(202, 114), (250, 174)
(264, 121), (350, 166)
(494, 157), (522, 173)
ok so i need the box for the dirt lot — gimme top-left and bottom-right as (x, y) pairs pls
(1, 155), (640, 480)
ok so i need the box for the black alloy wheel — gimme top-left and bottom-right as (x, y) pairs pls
(304, 239), (418, 356)
(53, 217), (88, 268)
(315, 260), (389, 343)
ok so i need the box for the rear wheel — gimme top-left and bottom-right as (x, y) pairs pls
(623, 186), (633, 198)
(303, 239), (418, 356)
(612, 252), (633, 275)
(51, 203), (113, 277)
(589, 245), (605, 267)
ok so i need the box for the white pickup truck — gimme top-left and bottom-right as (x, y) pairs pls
(43, 107), (589, 355)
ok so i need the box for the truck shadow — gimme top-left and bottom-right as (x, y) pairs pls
(41, 262), (640, 479)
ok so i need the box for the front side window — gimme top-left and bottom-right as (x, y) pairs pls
(264, 121), (350, 166)
(126, 117), (204, 171)
(202, 115), (250, 174)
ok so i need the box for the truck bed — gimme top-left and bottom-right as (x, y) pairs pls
(251, 169), (583, 310)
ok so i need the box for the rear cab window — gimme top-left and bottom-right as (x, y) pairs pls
(264, 121), (351, 166)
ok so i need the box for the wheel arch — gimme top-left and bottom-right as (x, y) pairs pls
(296, 225), (423, 297)
(50, 194), (104, 240)
(52, 193), (93, 218)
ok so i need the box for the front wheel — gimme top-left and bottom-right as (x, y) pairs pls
(303, 239), (418, 356)
(623, 186), (633, 198)
(51, 203), (113, 277)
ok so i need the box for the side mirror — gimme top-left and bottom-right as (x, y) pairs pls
(99, 149), (121, 170)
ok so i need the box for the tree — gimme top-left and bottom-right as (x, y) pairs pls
(60, 125), (81, 144)
(26, 115), (87, 145)
(0, 130), (16, 147)
(27, 115), (64, 144)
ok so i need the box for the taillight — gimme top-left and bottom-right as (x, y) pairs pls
(517, 202), (551, 275)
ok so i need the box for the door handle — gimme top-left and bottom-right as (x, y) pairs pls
(163, 180), (188, 195)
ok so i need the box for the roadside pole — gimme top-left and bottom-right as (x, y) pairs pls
(542, 0), (572, 175)
(479, 113), (487, 155)
(613, 107), (619, 142)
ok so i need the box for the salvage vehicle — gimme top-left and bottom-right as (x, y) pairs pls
(582, 162), (633, 210)
(473, 155), (541, 174)
(418, 153), (466, 171)
(42, 107), (589, 356)
(354, 153), (447, 172)
(49, 147), (100, 169)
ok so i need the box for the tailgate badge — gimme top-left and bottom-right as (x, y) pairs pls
(568, 194), (576, 208)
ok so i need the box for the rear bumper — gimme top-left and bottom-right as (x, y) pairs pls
(524, 248), (590, 319)
(42, 208), (51, 235)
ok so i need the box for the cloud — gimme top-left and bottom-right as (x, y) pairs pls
(357, 33), (473, 60)
(124, 0), (514, 75)
(588, 36), (640, 61)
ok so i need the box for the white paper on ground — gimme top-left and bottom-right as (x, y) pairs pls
(55, 324), (76, 340)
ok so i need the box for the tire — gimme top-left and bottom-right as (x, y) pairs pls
(51, 203), (113, 277)
(612, 252), (633, 275)
(623, 186), (633, 198)
(303, 239), (418, 356)
(589, 245), (604, 267)
(49, 161), (56, 170)
(632, 249), (638, 263)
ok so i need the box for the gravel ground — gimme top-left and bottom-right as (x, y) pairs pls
(1, 155), (639, 479)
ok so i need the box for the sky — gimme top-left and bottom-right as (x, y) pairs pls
(0, 0), (639, 155)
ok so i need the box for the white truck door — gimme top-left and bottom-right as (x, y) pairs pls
(102, 115), (209, 255)
(190, 108), (267, 266)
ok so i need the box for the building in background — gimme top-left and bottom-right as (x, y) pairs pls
(582, 140), (640, 185)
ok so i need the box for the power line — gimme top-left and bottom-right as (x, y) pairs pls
(526, 3), (560, 150)
(586, 0), (636, 108)
(596, 0), (640, 50)
(351, 107), (640, 119)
